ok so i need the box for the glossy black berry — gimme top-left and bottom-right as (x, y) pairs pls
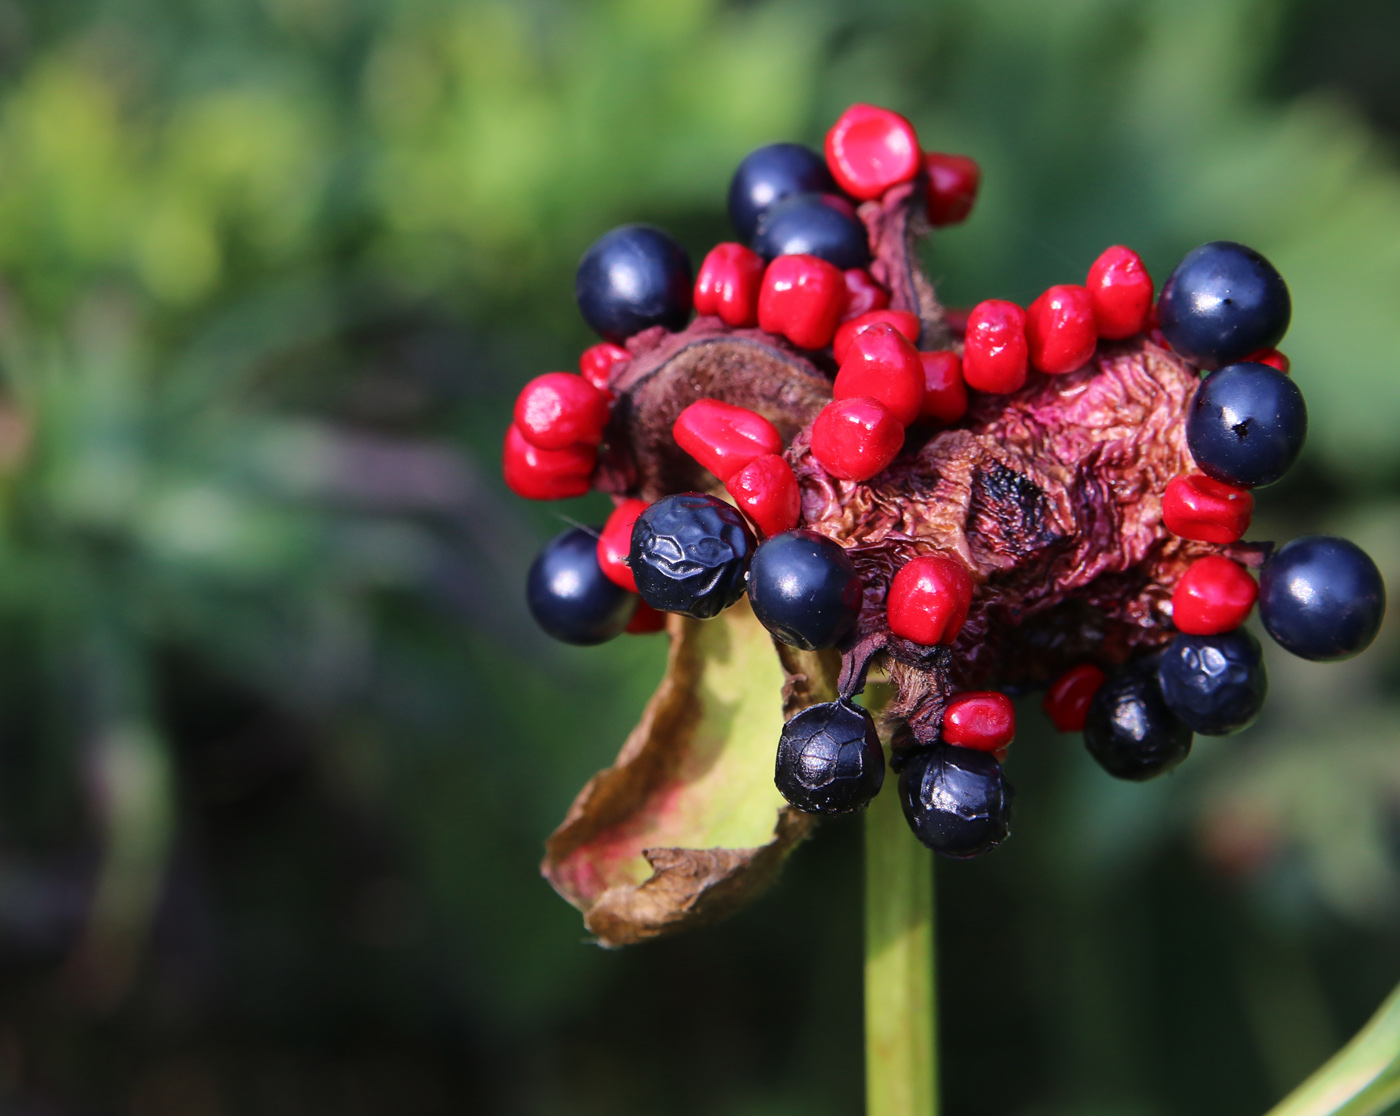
(1186, 361), (1307, 488)
(575, 224), (693, 342)
(774, 699), (884, 815)
(1157, 241), (1291, 370)
(728, 143), (839, 241)
(748, 530), (862, 650)
(527, 527), (637, 645)
(899, 745), (1012, 859)
(1157, 629), (1268, 735)
(1083, 666), (1193, 781)
(751, 192), (871, 270)
(1259, 535), (1386, 661)
(629, 492), (756, 619)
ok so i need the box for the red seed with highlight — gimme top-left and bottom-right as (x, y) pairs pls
(502, 423), (595, 501)
(725, 454), (801, 537)
(963, 300), (1028, 393)
(833, 322), (925, 426)
(1087, 246), (1154, 340)
(673, 398), (784, 483)
(943, 691), (1016, 752)
(810, 397), (904, 481)
(514, 372), (611, 450)
(757, 254), (846, 350)
(1026, 284), (1097, 374)
(887, 555), (975, 646)
(825, 103), (922, 201)
(1172, 556), (1258, 635)
(694, 242), (765, 328)
(1162, 474), (1253, 544)
(833, 309), (922, 365)
(579, 342), (629, 392)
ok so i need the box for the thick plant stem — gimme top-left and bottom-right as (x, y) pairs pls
(1264, 979), (1400, 1116)
(865, 770), (937, 1116)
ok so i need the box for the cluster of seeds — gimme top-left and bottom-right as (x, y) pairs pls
(506, 104), (1386, 861)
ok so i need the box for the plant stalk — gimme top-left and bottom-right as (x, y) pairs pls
(865, 762), (937, 1116)
(1264, 978), (1400, 1116)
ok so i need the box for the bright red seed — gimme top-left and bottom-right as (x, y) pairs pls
(1026, 284), (1098, 375)
(1172, 555), (1258, 635)
(579, 342), (629, 392)
(825, 103), (922, 200)
(694, 242), (765, 328)
(673, 398), (784, 483)
(918, 351), (968, 424)
(596, 498), (649, 592)
(757, 254), (846, 350)
(810, 397), (904, 482)
(1086, 246), (1154, 340)
(1162, 474), (1253, 544)
(1042, 664), (1106, 732)
(943, 691), (1016, 752)
(626, 599), (668, 634)
(886, 554), (975, 646)
(501, 423), (595, 500)
(832, 309), (922, 365)
(1244, 347), (1291, 374)
(923, 152), (980, 227)
(833, 322), (925, 427)
(840, 268), (890, 321)
(962, 300), (1028, 393)
(513, 372), (611, 450)
(725, 453), (801, 537)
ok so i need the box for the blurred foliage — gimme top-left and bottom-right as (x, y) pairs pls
(0, 0), (1392, 1114)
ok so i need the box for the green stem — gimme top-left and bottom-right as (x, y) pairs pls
(1264, 980), (1400, 1116)
(865, 766), (937, 1116)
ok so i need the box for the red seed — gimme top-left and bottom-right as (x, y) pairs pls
(1162, 474), (1253, 543)
(886, 554), (974, 646)
(918, 351), (968, 424)
(1244, 347), (1290, 374)
(923, 152), (980, 227)
(579, 342), (629, 392)
(943, 691), (1015, 752)
(757, 254), (846, 350)
(673, 398), (784, 483)
(1086, 246), (1154, 340)
(840, 268), (890, 321)
(810, 397), (904, 482)
(725, 454), (801, 537)
(832, 309), (922, 365)
(502, 423), (595, 500)
(513, 372), (611, 450)
(1026, 284), (1098, 374)
(962, 300), (1028, 393)
(1042, 664), (1106, 732)
(626, 599), (668, 634)
(833, 322), (925, 426)
(1172, 555), (1258, 635)
(825, 103), (922, 200)
(596, 498), (649, 592)
(694, 242), (765, 328)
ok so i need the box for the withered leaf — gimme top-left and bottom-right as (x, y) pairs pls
(542, 600), (839, 947)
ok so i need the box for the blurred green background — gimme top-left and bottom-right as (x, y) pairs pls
(0, 0), (1397, 1112)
